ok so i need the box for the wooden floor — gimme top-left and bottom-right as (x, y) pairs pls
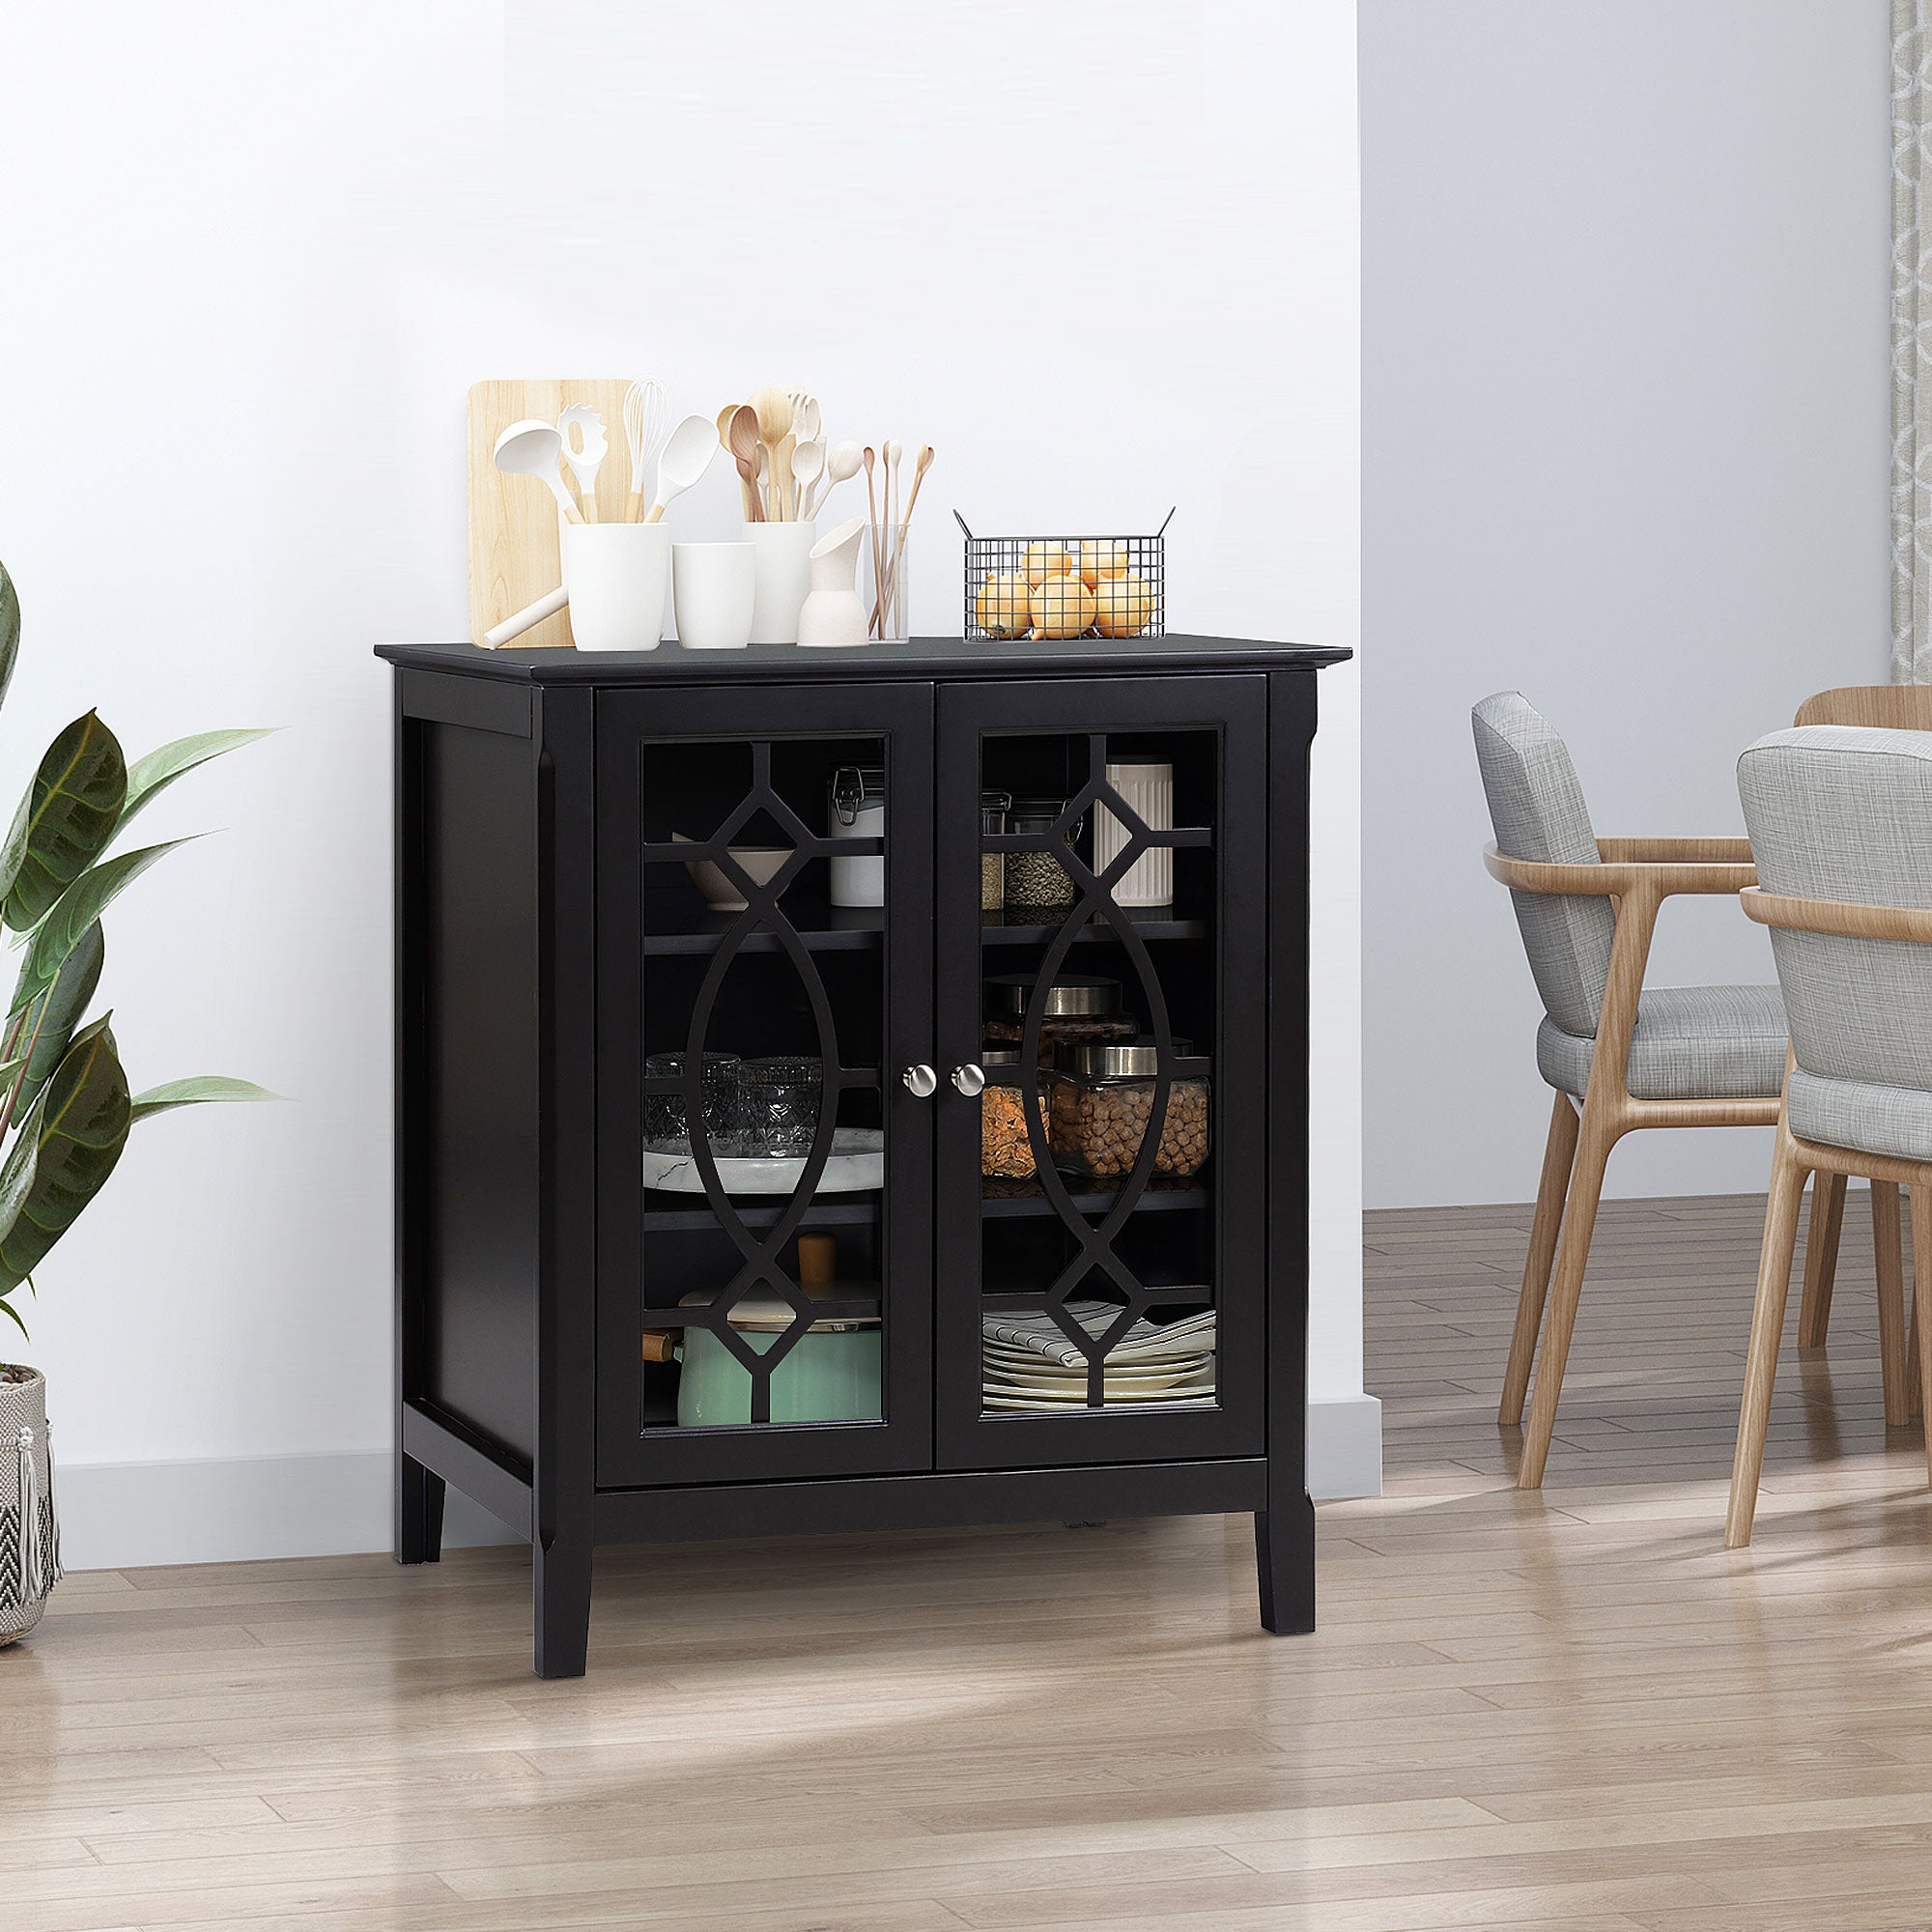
(9, 1189), (1932, 1931)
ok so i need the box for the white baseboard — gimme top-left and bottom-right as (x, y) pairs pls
(55, 1452), (520, 1573)
(56, 1406), (1385, 1571)
(1308, 1394), (1383, 1499)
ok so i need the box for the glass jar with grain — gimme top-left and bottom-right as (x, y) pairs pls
(1004, 797), (1084, 913)
(979, 1047), (1047, 1178)
(980, 788), (1011, 916)
(1046, 1039), (1211, 1180)
(981, 974), (1140, 1065)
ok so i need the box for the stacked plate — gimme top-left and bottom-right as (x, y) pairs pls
(981, 1301), (1216, 1412)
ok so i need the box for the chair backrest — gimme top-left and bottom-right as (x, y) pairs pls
(1471, 692), (1614, 1038)
(1737, 725), (1932, 1097)
(1794, 685), (1932, 730)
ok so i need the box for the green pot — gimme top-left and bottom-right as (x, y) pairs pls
(676, 1295), (882, 1427)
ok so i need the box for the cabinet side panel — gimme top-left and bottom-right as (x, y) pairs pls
(419, 721), (539, 1463)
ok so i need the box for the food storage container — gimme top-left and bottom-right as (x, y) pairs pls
(733, 1056), (823, 1157)
(643, 1051), (741, 1152)
(982, 974), (1140, 1065)
(1004, 797), (1084, 912)
(1046, 1039), (1211, 1179)
(979, 1046), (1047, 1179)
(980, 788), (1012, 915)
(674, 1292), (882, 1426)
(828, 765), (885, 907)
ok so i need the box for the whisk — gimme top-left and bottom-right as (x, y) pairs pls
(623, 380), (671, 522)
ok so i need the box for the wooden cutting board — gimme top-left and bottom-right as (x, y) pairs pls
(467, 378), (638, 650)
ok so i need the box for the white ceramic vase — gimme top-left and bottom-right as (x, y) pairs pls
(672, 542), (757, 650)
(797, 517), (870, 648)
(561, 522), (669, 651)
(745, 521), (819, 644)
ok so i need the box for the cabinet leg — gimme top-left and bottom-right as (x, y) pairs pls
(533, 1538), (594, 1679)
(1255, 1497), (1315, 1635)
(395, 1452), (444, 1565)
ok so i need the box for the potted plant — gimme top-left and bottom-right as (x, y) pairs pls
(0, 560), (270, 1645)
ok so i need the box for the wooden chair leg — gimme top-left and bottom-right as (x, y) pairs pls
(1518, 1107), (1616, 1489)
(1874, 1180), (1912, 1429)
(1797, 1170), (1847, 1348)
(1725, 1139), (1810, 1548)
(1499, 1090), (1579, 1428)
(1912, 1189), (1932, 1479)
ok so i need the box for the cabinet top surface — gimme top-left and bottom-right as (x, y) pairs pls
(375, 636), (1351, 686)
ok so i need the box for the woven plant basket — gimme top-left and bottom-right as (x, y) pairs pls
(0, 1366), (60, 1644)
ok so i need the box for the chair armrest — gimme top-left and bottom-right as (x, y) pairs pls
(1597, 837), (1753, 865)
(1485, 842), (1756, 897)
(1740, 886), (1932, 943)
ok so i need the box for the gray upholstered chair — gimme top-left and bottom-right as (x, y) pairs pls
(1728, 724), (1932, 1545)
(1474, 693), (1793, 1487)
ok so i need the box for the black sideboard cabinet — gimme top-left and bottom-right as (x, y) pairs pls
(377, 635), (1349, 1676)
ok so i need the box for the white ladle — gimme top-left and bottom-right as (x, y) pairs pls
(642, 412), (723, 524)
(557, 405), (608, 521)
(790, 439), (825, 521)
(808, 440), (863, 520)
(494, 419), (582, 525)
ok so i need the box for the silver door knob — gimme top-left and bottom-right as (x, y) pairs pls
(951, 1063), (986, 1097)
(901, 1064), (938, 1097)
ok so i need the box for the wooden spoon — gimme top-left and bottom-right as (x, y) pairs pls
(888, 443), (935, 629)
(726, 405), (765, 523)
(717, 403), (754, 519)
(747, 386), (794, 520)
(790, 439), (824, 522)
(863, 444), (884, 637)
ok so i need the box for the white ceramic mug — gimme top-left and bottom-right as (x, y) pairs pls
(562, 522), (669, 651)
(672, 542), (757, 650)
(745, 520), (819, 644)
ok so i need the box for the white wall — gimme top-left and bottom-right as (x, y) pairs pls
(1361, 0), (1892, 1211)
(0, 0), (1369, 1566)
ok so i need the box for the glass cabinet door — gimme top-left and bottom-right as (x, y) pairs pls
(593, 684), (933, 1487)
(932, 677), (1269, 1470)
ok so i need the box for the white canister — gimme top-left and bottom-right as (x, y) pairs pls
(672, 542), (757, 650)
(828, 765), (886, 907)
(1093, 761), (1175, 907)
(745, 520), (819, 644)
(562, 522), (670, 651)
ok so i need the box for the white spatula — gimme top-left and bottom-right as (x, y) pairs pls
(642, 414), (722, 525)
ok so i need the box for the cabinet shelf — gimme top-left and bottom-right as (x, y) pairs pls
(639, 903), (1208, 955)
(639, 1192), (883, 1233)
(979, 1179), (1209, 1218)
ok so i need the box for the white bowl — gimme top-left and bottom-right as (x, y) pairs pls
(674, 836), (789, 912)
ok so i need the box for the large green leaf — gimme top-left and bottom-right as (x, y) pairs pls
(130, 1075), (276, 1122)
(7, 838), (193, 1021)
(9, 920), (101, 1114)
(119, 728), (274, 837)
(0, 1014), (130, 1293)
(0, 713), (128, 931)
(0, 562), (19, 720)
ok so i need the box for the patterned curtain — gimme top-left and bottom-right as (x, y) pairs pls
(1896, 0), (1932, 680)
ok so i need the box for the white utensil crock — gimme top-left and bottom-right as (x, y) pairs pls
(1093, 761), (1175, 906)
(797, 516), (869, 648)
(672, 542), (757, 650)
(745, 521), (819, 644)
(562, 522), (669, 651)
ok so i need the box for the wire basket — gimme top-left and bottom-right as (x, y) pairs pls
(956, 510), (1172, 642)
